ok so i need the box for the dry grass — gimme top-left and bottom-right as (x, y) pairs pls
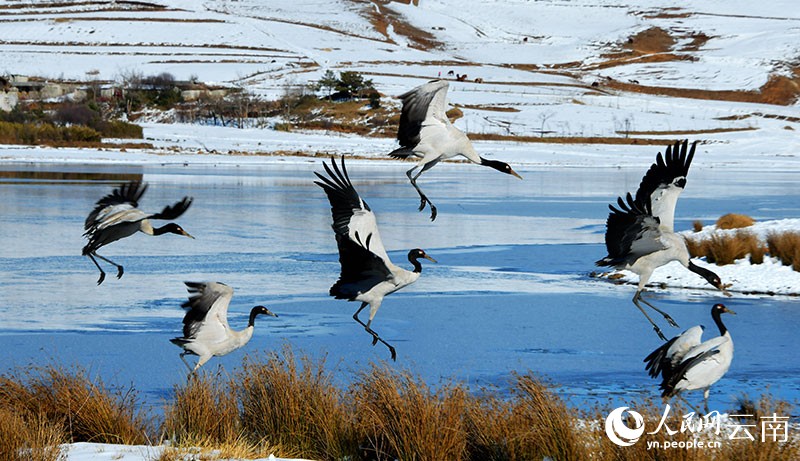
(0, 365), (152, 446)
(353, 364), (468, 460)
(0, 407), (65, 461)
(686, 231), (766, 265)
(767, 231), (800, 271)
(687, 228), (800, 269)
(162, 374), (241, 449)
(465, 374), (585, 461)
(693, 220), (704, 232)
(716, 213), (755, 229)
(709, 231), (765, 265)
(236, 347), (356, 460)
(1, 355), (799, 460)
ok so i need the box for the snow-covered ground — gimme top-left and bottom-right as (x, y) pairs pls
(62, 442), (309, 461)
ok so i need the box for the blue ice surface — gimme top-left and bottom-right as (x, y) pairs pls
(0, 161), (799, 415)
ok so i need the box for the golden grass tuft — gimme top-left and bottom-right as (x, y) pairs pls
(162, 373), (241, 448)
(465, 374), (584, 460)
(719, 394), (800, 461)
(705, 231), (765, 265)
(2, 354), (800, 460)
(0, 407), (65, 461)
(767, 231), (800, 271)
(353, 364), (469, 460)
(0, 365), (152, 445)
(716, 213), (755, 230)
(236, 346), (356, 460)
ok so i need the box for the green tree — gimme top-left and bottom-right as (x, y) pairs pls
(317, 70), (337, 100)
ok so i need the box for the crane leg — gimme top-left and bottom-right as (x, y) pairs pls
(179, 352), (194, 374)
(633, 291), (668, 341)
(353, 302), (397, 361)
(676, 394), (705, 416)
(93, 252), (125, 280)
(637, 291), (680, 327)
(87, 253), (107, 285)
(406, 163), (438, 221)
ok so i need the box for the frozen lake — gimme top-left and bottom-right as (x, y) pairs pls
(1, 160), (799, 413)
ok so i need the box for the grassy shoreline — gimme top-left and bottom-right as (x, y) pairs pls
(1, 346), (796, 460)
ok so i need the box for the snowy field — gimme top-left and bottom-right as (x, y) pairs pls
(1, 0), (799, 459)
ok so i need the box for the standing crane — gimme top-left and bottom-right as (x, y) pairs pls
(644, 303), (735, 413)
(83, 181), (193, 284)
(389, 79), (522, 221)
(315, 157), (436, 360)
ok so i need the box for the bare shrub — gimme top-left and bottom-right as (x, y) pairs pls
(54, 103), (97, 127)
(693, 220), (704, 232)
(716, 213), (755, 229)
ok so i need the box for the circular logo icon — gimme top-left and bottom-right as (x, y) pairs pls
(605, 406), (645, 446)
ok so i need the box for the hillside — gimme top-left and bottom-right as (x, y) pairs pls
(0, 0), (798, 150)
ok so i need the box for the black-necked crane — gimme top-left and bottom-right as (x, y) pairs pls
(596, 140), (729, 340)
(315, 157), (436, 361)
(389, 79), (522, 221)
(644, 303), (735, 413)
(82, 181), (194, 285)
(170, 281), (278, 377)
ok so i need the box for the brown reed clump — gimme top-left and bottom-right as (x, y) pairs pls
(0, 407), (65, 461)
(692, 220), (704, 232)
(162, 373), (242, 449)
(501, 373), (586, 460)
(353, 364), (469, 461)
(719, 395), (800, 461)
(0, 365), (152, 445)
(684, 235), (709, 259)
(235, 346), (356, 460)
(716, 213), (756, 230)
(690, 231), (765, 265)
(767, 231), (800, 271)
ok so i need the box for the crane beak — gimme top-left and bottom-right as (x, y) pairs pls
(257, 306), (278, 317)
(181, 230), (195, 239)
(423, 254), (438, 263)
(722, 306), (737, 315)
(509, 169), (523, 180)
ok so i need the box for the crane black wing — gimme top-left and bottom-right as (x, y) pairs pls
(596, 192), (664, 267)
(634, 140), (696, 232)
(84, 181), (147, 230)
(391, 79), (449, 155)
(660, 348), (720, 397)
(149, 196), (193, 220)
(178, 281), (233, 340)
(644, 325), (705, 379)
(314, 157), (393, 300)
